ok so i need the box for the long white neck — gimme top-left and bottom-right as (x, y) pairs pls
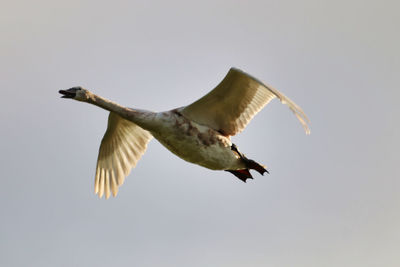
(85, 91), (156, 130)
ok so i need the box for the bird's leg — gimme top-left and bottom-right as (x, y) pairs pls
(228, 143), (269, 177)
(225, 144), (252, 182)
(225, 169), (253, 182)
(231, 143), (245, 158)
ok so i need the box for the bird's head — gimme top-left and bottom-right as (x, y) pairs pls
(59, 86), (91, 102)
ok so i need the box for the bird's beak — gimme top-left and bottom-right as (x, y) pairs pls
(59, 88), (79, 98)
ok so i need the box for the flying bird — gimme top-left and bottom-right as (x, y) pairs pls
(59, 68), (310, 199)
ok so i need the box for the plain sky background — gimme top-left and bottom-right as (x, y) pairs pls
(1, 0), (399, 266)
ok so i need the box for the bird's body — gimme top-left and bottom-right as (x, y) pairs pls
(59, 68), (310, 199)
(151, 108), (243, 170)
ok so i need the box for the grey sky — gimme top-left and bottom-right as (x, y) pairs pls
(1, 0), (399, 266)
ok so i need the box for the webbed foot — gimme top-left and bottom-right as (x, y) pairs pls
(227, 143), (269, 182)
(225, 169), (253, 182)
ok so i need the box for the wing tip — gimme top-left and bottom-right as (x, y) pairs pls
(95, 190), (119, 199)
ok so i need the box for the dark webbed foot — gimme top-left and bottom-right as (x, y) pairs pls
(227, 143), (269, 182)
(246, 159), (269, 175)
(225, 169), (253, 182)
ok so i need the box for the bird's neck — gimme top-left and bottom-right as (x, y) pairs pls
(86, 91), (156, 130)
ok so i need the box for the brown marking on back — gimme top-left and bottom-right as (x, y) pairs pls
(173, 108), (225, 147)
(172, 109), (182, 116)
(207, 129), (218, 145)
(174, 119), (183, 128)
(186, 121), (198, 136)
(197, 132), (211, 146)
(196, 128), (221, 146)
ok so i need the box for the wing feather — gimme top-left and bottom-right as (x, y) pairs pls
(181, 68), (310, 136)
(95, 112), (153, 199)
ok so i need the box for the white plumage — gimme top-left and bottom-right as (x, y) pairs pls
(94, 112), (152, 199)
(59, 68), (310, 199)
(181, 68), (310, 135)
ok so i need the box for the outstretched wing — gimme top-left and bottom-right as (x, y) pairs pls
(181, 68), (310, 136)
(95, 112), (153, 199)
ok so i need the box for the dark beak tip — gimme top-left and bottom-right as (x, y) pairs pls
(59, 88), (77, 99)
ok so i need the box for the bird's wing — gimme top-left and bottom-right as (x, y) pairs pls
(95, 112), (153, 199)
(181, 68), (310, 136)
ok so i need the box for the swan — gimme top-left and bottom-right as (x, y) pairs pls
(59, 68), (310, 199)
